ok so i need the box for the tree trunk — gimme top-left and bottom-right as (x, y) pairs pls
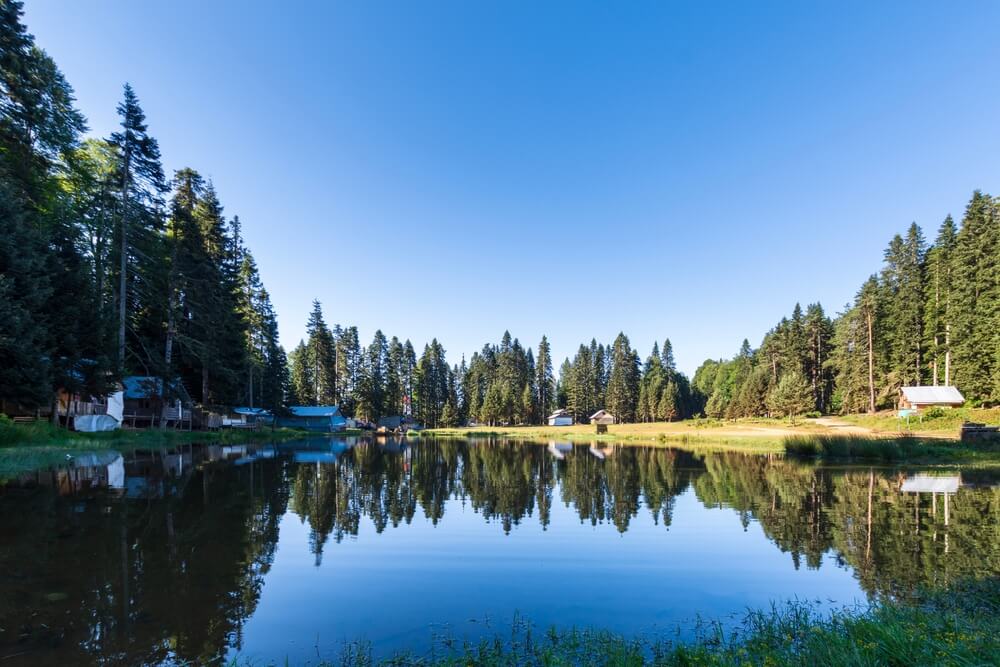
(202, 366), (209, 407)
(945, 323), (951, 386)
(866, 310), (876, 414)
(118, 149), (132, 371)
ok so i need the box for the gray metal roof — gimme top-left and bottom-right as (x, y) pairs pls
(900, 386), (964, 405)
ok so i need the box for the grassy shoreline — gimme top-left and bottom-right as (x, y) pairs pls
(0, 420), (314, 479)
(231, 579), (1000, 666)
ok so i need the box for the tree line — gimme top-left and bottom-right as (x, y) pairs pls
(695, 190), (1000, 416)
(288, 302), (698, 426)
(0, 2), (287, 416)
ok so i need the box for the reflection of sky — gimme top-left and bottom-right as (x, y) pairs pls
(234, 485), (863, 663)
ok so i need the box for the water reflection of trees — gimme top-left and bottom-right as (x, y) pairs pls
(0, 453), (291, 665)
(4, 438), (1000, 664)
(290, 440), (1000, 602)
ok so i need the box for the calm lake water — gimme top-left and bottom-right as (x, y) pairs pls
(2, 436), (999, 665)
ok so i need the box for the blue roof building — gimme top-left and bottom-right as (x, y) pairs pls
(277, 406), (348, 432)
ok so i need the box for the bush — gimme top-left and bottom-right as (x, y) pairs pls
(805, 410), (822, 419)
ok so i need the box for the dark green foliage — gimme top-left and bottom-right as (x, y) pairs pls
(0, 8), (287, 421)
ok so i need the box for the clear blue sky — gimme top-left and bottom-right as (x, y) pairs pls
(23, 1), (1000, 375)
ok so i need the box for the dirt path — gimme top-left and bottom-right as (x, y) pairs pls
(812, 417), (875, 435)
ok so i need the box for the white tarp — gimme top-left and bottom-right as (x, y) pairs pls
(74, 414), (120, 432)
(106, 390), (124, 422)
(75, 390), (124, 432)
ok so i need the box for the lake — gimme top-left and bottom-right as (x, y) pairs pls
(1, 436), (998, 665)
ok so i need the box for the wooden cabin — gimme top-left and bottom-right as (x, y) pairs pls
(547, 409), (574, 426)
(589, 409), (616, 425)
(277, 406), (348, 432)
(122, 376), (194, 429)
(899, 386), (964, 411)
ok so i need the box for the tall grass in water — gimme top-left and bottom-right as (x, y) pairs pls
(229, 579), (1000, 666)
(783, 434), (944, 461)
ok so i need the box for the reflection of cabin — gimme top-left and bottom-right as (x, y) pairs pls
(589, 410), (616, 425)
(547, 441), (573, 459)
(899, 386), (964, 411)
(547, 409), (574, 426)
(901, 473), (961, 527)
(277, 406), (348, 432)
(122, 376), (193, 429)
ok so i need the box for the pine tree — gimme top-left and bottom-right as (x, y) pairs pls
(305, 300), (336, 405)
(767, 371), (812, 421)
(951, 191), (1000, 402)
(535, 335), (554, 424)
(109, 83), (166, 371)
(606, 333), (639, 422)
(924, 216), (957, 386)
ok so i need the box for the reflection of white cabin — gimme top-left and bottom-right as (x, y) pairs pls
(901, 473), (961, 527)
(901, 474), (960, 494)
(589, 444), (616, 460)
(548, 409), (574, 426)
(547, 441), (573, 459)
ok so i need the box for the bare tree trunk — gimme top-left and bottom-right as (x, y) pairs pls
(866, 310), (876, 414)
(202, 366), (209, 408)
(118, 150), (131, 371)
(945, 324), (951, 386)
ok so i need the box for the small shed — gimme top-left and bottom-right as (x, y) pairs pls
(589, 410), (616, 425)
(277, 406), (348, 432)
(378, 415), (418, 431)
(223, 407), (273, 428)
(547, 409), (574, 426)
(899, 386), (964, 411)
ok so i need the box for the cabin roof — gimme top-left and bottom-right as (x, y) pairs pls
(234, 407), (272, 416)
(590, 409), (613, 420)
(123, 376), (192, 403)
(548, 409), (571, 419)
(289, 405), (343, 418)
(900, 386), (964, 405)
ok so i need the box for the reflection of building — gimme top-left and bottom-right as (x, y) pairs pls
(22, 451), (126, 496)
(901, 473), (961, 528)
(547, 441), (573, 459)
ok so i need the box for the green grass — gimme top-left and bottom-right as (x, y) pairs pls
(783, 433), (1000, 463)
(841, 406), (1000, 435)
(229, 579), (1000, 666)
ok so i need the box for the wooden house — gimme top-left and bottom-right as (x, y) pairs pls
(899, 386), (964, 411)
(277, 406), (348, 432)
(547, 409), (574, 426)
(589, 409), (616, 425)
(122, 376), (194, 429)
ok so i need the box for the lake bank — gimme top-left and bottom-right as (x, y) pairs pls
(0, 419), (315, 479)
(422, 418), (1000, 464)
